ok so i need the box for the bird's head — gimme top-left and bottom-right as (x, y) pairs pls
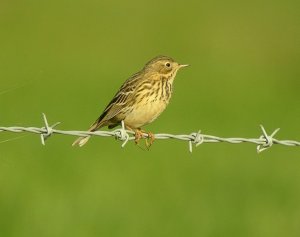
(144, 56), (188, 76)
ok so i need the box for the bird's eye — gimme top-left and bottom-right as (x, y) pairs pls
(165, 62), (171, 67)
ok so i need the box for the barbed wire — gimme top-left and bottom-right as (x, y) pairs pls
(0, 113), (299, 153)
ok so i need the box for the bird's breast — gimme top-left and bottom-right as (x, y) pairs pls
(123, 80), (172, 128)
(124, 98), (168, 128)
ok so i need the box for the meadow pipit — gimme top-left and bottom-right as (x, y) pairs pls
(72, 55), (188, 147)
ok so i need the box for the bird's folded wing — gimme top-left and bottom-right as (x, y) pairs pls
(96, 85), (135, 124)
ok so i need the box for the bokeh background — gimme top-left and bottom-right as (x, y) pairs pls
(0, 0), (299, 236)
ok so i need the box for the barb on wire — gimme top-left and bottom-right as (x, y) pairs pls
(40, 113), (61, 145)
(0, 114), (299, 153)
(114, 120), (130, 148)
(257, 125), (281, 153)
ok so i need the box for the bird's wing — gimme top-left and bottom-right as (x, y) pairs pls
(101, 89), (133, 121)
(89, 72), (142, 131)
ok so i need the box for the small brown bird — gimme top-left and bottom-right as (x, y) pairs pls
(72, 55), (188, 147)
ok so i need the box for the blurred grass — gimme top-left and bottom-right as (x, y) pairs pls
(0, 0), (299, 236)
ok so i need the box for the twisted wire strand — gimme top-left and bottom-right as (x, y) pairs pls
(0, 114), (299, 152)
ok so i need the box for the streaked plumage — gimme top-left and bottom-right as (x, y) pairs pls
(72, 55), (188, 147)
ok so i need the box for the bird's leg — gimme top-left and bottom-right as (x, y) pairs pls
(133, 128), (144, 145)
(125, 126), (154, 148)
(137, 129), (155, 148)
(125, 126), (141, 143)
(125, 126), (144, 147)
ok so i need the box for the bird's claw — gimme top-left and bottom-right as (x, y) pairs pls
(134, 130), (143, 144)
(134, 130), (155, 150)
(145, 132), (155, 149)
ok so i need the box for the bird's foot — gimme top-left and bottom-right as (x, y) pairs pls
(134, 129), (143, 145)
(145, 132), (155, 149)
(134, 129), (155, 150)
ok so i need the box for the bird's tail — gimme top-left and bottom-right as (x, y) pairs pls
(72, 136), (91, 147)
(72, 120), (103, 147)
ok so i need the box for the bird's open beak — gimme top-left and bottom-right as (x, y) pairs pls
(179, 64), (189, 68)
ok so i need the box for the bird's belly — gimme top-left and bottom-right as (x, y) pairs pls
(124, 100), (168, 128)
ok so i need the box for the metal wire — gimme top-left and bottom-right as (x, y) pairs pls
(0, 113), (299, 153)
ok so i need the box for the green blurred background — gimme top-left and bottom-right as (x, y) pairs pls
(0, 0), (299, 236)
